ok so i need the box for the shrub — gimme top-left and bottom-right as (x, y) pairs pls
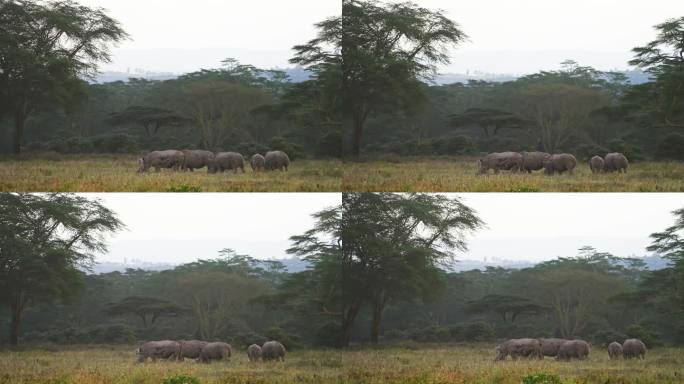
(522, 373), (562, 384)
(315, 131), (343, 158)
(235, 142), (270, 156)
(313, 321), (343, 347)
(162, 375), (200, 384)
(591, 329), (628, 347)
(269, 136), (305, 160)
(431, 136), (476, 155)
(607, 138), (642, 161)
(656, 133), (684, 160)
(462, 322), (495, 342)
(232, 332), (267, 349)
(264, 326), (302, 350)
(625, 323), (660, 348)
(575, 143), (610, 161)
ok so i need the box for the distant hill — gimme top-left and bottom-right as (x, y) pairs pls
(445, 254), (669, 272)
(93, 67), (311, 84)
(89, 256), (311, 275)
(433, 69), (651, 86)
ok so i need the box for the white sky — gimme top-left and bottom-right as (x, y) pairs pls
(76, 0), (683, 75)
(76, 0), (340, 73)
(82, 193), (684, 267)
(456, 193), (684, 262)
(89, 193), (340, 264)
(392, 0), (684, 74)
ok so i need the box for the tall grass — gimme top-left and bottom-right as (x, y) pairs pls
(1, 344), (682, 383)
(343, 157), (684, 192)
(0, 155), (342, 192)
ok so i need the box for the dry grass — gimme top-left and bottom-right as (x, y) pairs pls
(342, 157), (684, 192)
(1, 344), (682, 384)
(0, 154), (342, 192)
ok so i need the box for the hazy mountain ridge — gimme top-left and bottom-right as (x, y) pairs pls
(94, 67), (312, 84)
(90, 254), (668, 275)
(433, 69), (650, 85)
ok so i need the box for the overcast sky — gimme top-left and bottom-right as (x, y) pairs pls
(92, 193), (340, 264)
(87, 193), (684, 267)
(390, 0), (684, 74)
(76, 0), (339, 73)
(79, 0), (682, 75)
(457, 193), (683, 262)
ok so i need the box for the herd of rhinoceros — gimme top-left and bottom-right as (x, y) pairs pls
(494, 337), (647, 361)
(136, 149), (291, 173)
(136, 339), (286, 364)
(478, 151), (629, 175)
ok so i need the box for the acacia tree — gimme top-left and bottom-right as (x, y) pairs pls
(0, 193), (124, 345)
(292, 0), (466, 156)
(629, 17), (684, 129)
(104, 296), (187, 328)
(343, 193), (483, 345)
(0, 0), (128, 154)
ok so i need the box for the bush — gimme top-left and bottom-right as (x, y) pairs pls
(591, 329), (628, 347)
(162, 375), (200, 384)
(232, 332), (267, 349)
(269, 136), (305, 160)
(656, 133), (684, 160)
(313, 321), (342, 347)
(235, 142), (270, 157)
(315, 131), (343, 158)
(264, 326), (302, 350)
(409, 325), (451, 342)
(625, 323), (660, 348)
(575, 143), (610, 161)
(522, 373), (562, 384)
(431, 136), (476, 155)
(462, 321), (495, 342)
(607, 138), (642, 161)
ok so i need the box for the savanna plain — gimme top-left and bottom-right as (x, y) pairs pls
(1, 344), (682, 384)
(0, 155), (342, 192)
(343, 157), (684, 192)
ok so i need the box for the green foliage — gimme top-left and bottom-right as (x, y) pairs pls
(264, 326), (302, 351)
(522, 373), (563, 384)
(166, 185), (202, 193)
(162, 374), (200, 384)
(625, 324), (660, 348)
(656, 133), (684, 160)
(269, 136), (305, 160)
(314, 322), (343, 347)
(33, 134), (141, 154)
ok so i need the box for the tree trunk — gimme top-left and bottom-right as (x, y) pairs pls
(13, 108), (27, 155)
(341, 300), (361, 347)
(9, 293), (25, 346)
(352, 116), (363, 157)
(369, 292), (386, 345)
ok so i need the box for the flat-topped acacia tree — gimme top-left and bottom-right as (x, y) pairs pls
(0, 0), (128, 155)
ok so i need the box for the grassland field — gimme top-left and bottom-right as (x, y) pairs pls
(0, 154), (342, 192)
(343, 156), (684, 192)
(1, 344), (682, 384)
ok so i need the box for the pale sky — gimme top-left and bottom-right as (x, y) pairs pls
(84, 193), (684, 267)
(90, 193), (340, 264)
(457, 193), (684, 262)
(76, 0), (340, 73)
(391, 0), (684, 74)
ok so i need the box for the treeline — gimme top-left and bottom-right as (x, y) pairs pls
(339, 0), (684, 160)
(0, 251), (335, 349)
(340, 193), (684, 347)
(0, 193), (341, 347)
(0, 0), (341, 157)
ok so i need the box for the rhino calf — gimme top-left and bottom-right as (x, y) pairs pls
(521, 151), (551, 173)
(138, 150), (184, 173)
(178, 340), (207, 361)
(543, 154), (577, 175)
(478, 152), (523, 175)
(247, 343), (262, 362)
(265, 151), (291, 171)
(494, 338), (542, 361)
(556, 340), (590, 361)
(262, 340), (286, 362)
(589, 156), (604, 173)
(210, 152), (245, 173)
(604, 152), (629, 173)
(199, 342), (232, 363)
(136, 340), (181, 363)
(622, 338), (646, 359)
(250, 154), (266, 172)
(608, 341), (623, 360)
